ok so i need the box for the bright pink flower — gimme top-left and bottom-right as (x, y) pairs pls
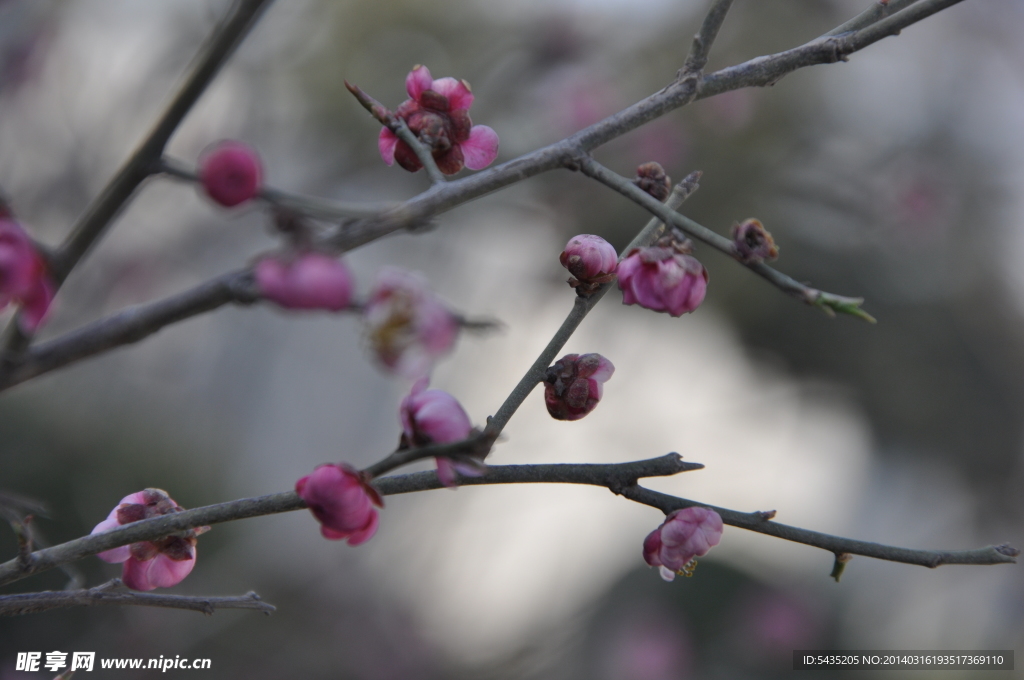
(400, 378), (478, 487)
(255, 252), (354, 311)
(364, 268), (460, 378)
(90, 489), (204, 591)
(295, 464), (382, 545)
(543, 353), (614, 421)
(643, 506), (723, 581)
(378, 65), (499, 175)
(0, 219), (55, 332)
(199, 141), (262, 207)
(617, 245), (707, 317)
(559, 234), (617, 295)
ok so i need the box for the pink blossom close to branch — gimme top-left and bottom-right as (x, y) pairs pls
(400, 378), (480, 486)
(90, 489), (206, 591)
(255, 253), (354, 311)
(0, 219), (54, 332)
(378, 65), (499, 176)
(295, 464), (382, 544)
(198, 140), (263, 207)
(643, 506), (723, 581)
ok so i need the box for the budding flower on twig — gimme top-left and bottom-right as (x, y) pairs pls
(295, 464), (382, 545)
(543, 353), (614, 421)
(378, 65), (499, 175)
(618, 230), (707, 317)
(731, 218), (778, 263)
(91, 489), (207, 591)
(559, 234), (618, 296)
(634, 161), (672, 202)
(199, 141), (263, 207)
(400, 378), (480, 487)
(363, 268), (460, 378)
(0, 218), (54, 332)
(643, 506), (723, 582)
(255, 252), (354, 311)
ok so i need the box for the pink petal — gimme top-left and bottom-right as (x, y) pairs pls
(461, 125), (499, 170)
(436, 457), (459, 488)
(345, 511), (379, 546)
(431, 77), (474, 111)
(406, 65), (433, 101)
(146, 553), (196, 589)
(378, 127), (398, 166)
(659, 566), (677, 582)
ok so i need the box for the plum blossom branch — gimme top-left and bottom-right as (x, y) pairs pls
(575, 155), (876, 321)
(1, 454), (1014, 590)
(618, 485), (1020, 569)
(0, 1), (962, 392)
(0, 0), (274, 356)
(488, 175), (700, 436)
(323, 0), (965, 259)
(0, 578), (275, 616)
(158, 156), (394, 219)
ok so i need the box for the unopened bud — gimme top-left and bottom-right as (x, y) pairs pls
(731, 218), (778, 263)
(634, 162), (672, 202)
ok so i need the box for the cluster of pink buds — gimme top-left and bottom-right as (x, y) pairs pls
(643, 506), (723, 581)
(255, 252), (354, 311)
(731, 218), (778, 263)
(618, 229), (707, 317)
(295, 464), (382, 544)
(379, 65), (499, 175)
(400, 378), (481, 487)
(91, 489), (207, 591)
(543, 353), (615, 421)
(199, 141), (263, 207)
(560, 234), (618, 296)
(0, 218), (54, 332)
(364, 268), (460, 378)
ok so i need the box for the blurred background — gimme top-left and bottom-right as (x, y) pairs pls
(0, 0), (1022, 677)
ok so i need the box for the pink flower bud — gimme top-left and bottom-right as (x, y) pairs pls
(0, 219), (55, 332)
(364, 268), (460, 378)
(543, 353), (614, 421)
(255, 252), (354, 311)
(643, 506), (723, 581)
(634, 161), (671, 202)
(400, 378), (478, 487)
(295, 464), (382, 545)
(90, 489), (206, 591)
(617, 244), (708, 317)
(559, 234), (618, 295)
(378, 65), (499, 175)
(731, 218), (778, 263)
(199, 141), (262, 207)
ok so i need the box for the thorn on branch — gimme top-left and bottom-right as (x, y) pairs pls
(830, 552), (853, 582)
(755, 510), (777, 521)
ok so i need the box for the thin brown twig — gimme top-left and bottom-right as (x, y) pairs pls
(0, 454), (1014, 591)
(0, 578), (275, 617)
(158, 156), (393, 219)
(575, 155), (875, 321)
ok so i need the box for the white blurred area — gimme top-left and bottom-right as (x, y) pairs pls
(0, 0), (1022, 674)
